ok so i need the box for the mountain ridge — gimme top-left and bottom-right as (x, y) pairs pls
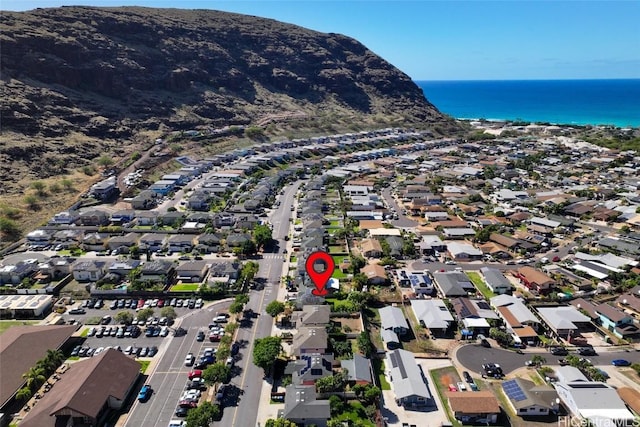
(0, 6), (453, 191)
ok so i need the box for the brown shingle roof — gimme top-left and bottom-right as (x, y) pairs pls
(20, 349), (140, 427)
(446, 390), (500, 413)
(359, 220), (384, 230)
(517, 266), (554, 287)
(497, 306), (521, 328)
(0, 324), (77, 407)
(617, 387), (640, 415)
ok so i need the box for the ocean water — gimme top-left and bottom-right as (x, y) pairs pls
(417, 79), (640, 128)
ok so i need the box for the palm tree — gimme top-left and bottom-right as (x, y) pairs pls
(41, 349), (64, 374)
(22, 367), (46, 391)
(15, 386), (32, 402)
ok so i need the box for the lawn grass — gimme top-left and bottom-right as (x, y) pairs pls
(80, 328), (89, 337)
(336, 401), (375, 426)
(332, 269), (347, 279)
(429, 367), (461, 426)
(67, 356), (80, 361)
(466, 271), (495, 300)
(0, 320), (38, 334)
(329, 245), (347, 254)
(138, 360), (151, 374)
(372, 359), (391, 390)
(170, 283), (200, 292)
(328, 220), (342, 228)
(290, 255), (297, 263)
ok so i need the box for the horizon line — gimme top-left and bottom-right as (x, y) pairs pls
(414, 77), (640, 82)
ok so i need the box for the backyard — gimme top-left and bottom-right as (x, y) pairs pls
(466, 271), (495, 300)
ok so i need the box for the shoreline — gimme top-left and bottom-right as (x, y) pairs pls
(455, 117), (640, 130)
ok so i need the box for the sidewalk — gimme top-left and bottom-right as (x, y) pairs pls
(254, 271), (290, 425)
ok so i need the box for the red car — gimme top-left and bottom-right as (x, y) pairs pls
(157, 299), (165, 308)
(209, 333), (221, 342)
(448, 384), (458, 392)
(188, 370), (203, 380)
(137, 299), (145, 309)
(178, 399), (198, 408)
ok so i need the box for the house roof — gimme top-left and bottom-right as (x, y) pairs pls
(291, 327), (328, 354)
(617, 387), (640, 416)
(19, 349), (140, 427)
(517, 267), (554, 286)
(502, 378), (557, 410)
(480, 267), (512, 289)
(555, 380), (636, 423)
(282, 384), (330, 421)
(536, 306), (590, 331)
(386, 349), (431, 400)
(452, 298), (500, 320)
(361, 263), (387, 280)
(361, 238), (383, 254)
(340, 354), (372, 383)
(433, 271), (475, 297)
(490, 294), (539, 324)
(292, 305), (330, 326)
(410, 299), (454, 330)
(0, 325), (78, 408)
(446, 390), (500, 414)
(379, 306), (409, 331)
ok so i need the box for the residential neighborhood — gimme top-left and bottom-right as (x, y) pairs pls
(1, 124), (640, 427)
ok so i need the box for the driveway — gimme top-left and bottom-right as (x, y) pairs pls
(456, 343), (640, 375)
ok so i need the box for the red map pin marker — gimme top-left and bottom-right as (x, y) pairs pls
(305, 250), (335, 297)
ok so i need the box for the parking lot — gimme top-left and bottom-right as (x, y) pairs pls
(62, 297), (208, 361)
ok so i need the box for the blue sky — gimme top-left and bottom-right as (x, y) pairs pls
(3, 1), (639, 81)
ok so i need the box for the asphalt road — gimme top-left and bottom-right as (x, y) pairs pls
(124, 299), (231, 427)
(456, 343), (640, 375)
(380, 188), (419, 228)
(217, 181), (299, 427)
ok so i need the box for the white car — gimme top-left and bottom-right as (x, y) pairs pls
(159, 326), (169, 337)
(181, 389), (201, 401)
(168, 421), (186, 427)
(184, 353), (195, 366)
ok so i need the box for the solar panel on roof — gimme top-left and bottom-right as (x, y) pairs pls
(502, 379), (527, 402)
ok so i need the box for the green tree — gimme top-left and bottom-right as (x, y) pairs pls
(185, 401), (220, 426)
(352, 273), (369, 291)
(252, 336), (282, 375)
(530, 355), (546, 367)
(0, 217), (20, 239)
(229, 301), (244, 315)
(363, 385), (381, 403)
(265, 419), (297, 427)
(160, 306), (177, 321)
(357, 331), (374, 357)
(235, 294), (250, 305)
(224, 322), (239, 334)
(30, 181), (47, 197)
(97, 155), (114, 168)
(240, 239), (257, 255)
(60, 178), (74, 192)
(24, 195), (39, 210)
(115, 311), (134, 325)
(202, 362), (231, 385)
(16, 386), (32, 402)
(329, 395), (345, 416)
(265, 300), (286, 317)
(253, 224), (273, 250)
(136, 308), (154, 322)
(22, 366), (46, 391)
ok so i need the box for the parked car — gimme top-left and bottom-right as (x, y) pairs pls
(184, 353), (195, 366)
(138, 384), (152, 402)
(68, 307), (86, 315)
(577, 347), (597, 356)
(550, 346), (568, 356)
(188, 370), (203, 380)
(612, 359), (631, 367)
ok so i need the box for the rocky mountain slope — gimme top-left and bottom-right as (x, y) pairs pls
(0, 6), (450, 190)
